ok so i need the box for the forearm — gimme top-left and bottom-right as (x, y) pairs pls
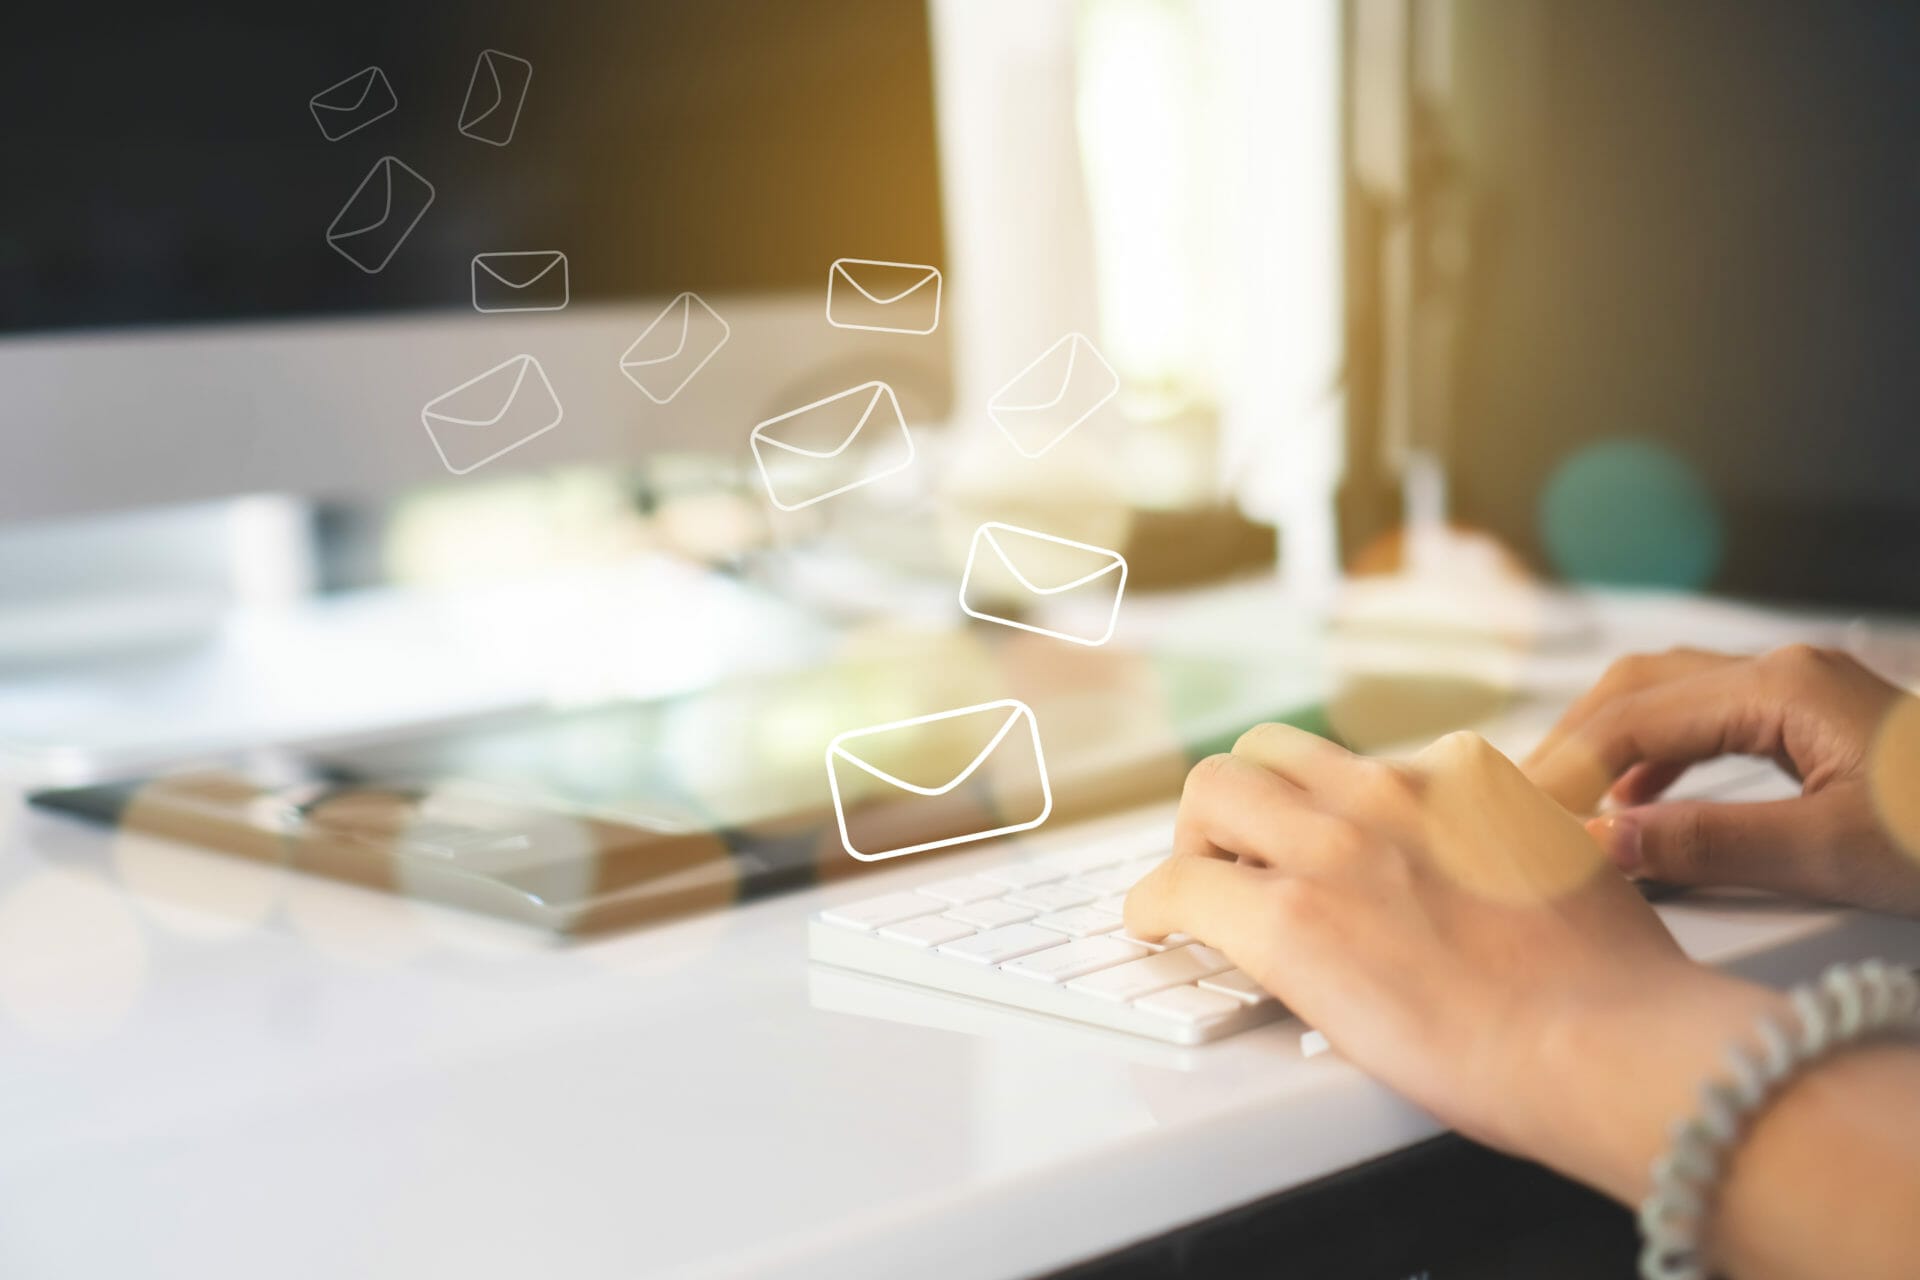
(1533, 968), (1920, 1280)
(1717, 1042), (1920, 1280)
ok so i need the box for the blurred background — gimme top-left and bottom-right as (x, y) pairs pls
(9, 8), (1920, 1272)
(4, 0), (1919, 841)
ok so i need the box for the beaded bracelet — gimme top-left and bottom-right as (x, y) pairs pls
(1638, 959), (1920, 1280)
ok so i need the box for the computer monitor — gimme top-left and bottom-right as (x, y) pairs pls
(1425, 1), (1920, 609)
(0, 0), (951, 524)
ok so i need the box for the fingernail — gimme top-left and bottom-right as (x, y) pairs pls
(1591, 813), (1643, 872)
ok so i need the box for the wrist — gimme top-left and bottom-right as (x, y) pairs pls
(1526, 965), (1785, 1203)
(1643, 961), (1920, 1280)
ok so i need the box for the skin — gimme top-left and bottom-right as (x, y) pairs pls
(1123, 646), (1920, 1280)
(1526, 644), (1920, 916)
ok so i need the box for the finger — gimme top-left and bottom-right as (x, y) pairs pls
(1609, 760), (1689, 807)
(1407, 729), (1623, 904)
(1176, 753), (1307, 860)
(1123, 854), (1271, 948)
(1232, 721), (1419, 833)
(1525, 648), (1739, 769)
(1231, 721), (1355, 791)
(1527, 663), (1788, 814)
(1173, 753), (1356, 871)
(1585, 796), (1842, 899)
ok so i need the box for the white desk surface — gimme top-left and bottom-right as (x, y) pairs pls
(5, 585), (1920, 1280)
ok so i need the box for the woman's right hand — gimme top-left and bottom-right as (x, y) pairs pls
(1523, 643), (1920, 916)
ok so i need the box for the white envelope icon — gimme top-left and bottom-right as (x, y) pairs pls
(309, 66), (397, 142)
(325, 156), (435, 275)
(987, 332), (1121, 458)
(471, 251), (569, 313)
(959, 522), (1129, 647)
(458, 49), (533, 146)
(825, 258), (942, 334)
(826, 699), (1052, 861)
(420, 354), (563, 475)
(749, 381), (914, 511)
(619, 292), (730, 404)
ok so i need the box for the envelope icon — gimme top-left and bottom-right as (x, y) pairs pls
(959, 522), (1128, 647)
(750, 381), (914, 511)
(825, 258), (942, 334)
(326, 156), (434, 274)
(420, 354), (563, 475)
(619, 292), (730, 404)
(309, 66), (397, 142)
(826, 699), (1053, 861)
(472, 251), (569, 313)
(458, 49), (533, 146)
(987, 332), (1121, 458)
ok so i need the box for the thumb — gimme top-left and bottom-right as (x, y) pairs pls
(1586, 798), (1829, 897)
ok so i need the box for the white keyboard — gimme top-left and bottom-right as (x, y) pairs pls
(808, 757), (1791, 1047)
(807, 836), (1295, 1046)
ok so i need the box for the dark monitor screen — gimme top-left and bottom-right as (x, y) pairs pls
(2, 0), (946, 335)
(1438, 1), (1920, 609)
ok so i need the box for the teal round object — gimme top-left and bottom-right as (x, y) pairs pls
(1539, 439), (1722, 590)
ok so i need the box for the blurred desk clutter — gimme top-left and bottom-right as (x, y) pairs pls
(32, 520), (1864, 946)
(26, 604), (1322, 936)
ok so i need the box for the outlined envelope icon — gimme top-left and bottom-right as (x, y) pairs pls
(472, 251), (569, 313)
(959, 522), (1129, 647)
(325, 156), (434, 274)
(826, 699), (1052, 861)
(750, 381), (914, 511)
(309, 66), (397, 142)
(458, 49), (533, 146)
(987, 332), (1121, 458)
(420, 354), (563, 475)
(825, 258), (942, 334)
(618, 292), (730, 404)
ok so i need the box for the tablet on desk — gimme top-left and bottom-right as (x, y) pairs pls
(30, 640), (1332, 936)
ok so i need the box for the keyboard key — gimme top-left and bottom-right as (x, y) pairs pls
(978, 861), (1067, 890)
(1090, 895), (1129, 916)
(1133, 984), (1243, 1025)
(1031, 906), (1123, 938)
(1005, 881), (1099, 913)
(1066, 945), (1233, 1002)
(1114, 930), (1191, 953)
(937, 923), (1066, 966)
(944, 899), (1037, 930)
(1077, 857), (1165, 895)
(1032, 841), (1135, 875)
(1184, 943), (1230, 970)
(821, 892), (948, 932)
(1199, 968), (1276, 1006)
(917, 876), (1009, 905)
(879, 916), (977, 948)
(1001, 936), (1146, 983)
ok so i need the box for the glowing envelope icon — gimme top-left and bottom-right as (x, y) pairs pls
(471, 251), (569, 313)
(749, 381), (914, 511)
(959, 522), (1128, 647)
(325, 156), (434, 274)
(825, 258), (942, 334)
(987, 332), (1120, 458)
(458, 49), (532, 146)
(420, 354), (563, 475)
(826, 699), (1052, 861)
(309, 66), (397, 142)
(618, 292), (730, 404)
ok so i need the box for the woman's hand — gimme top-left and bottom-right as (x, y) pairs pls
(1524, 644), (1920, 916)
(1123, 725), (1775, 1200)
